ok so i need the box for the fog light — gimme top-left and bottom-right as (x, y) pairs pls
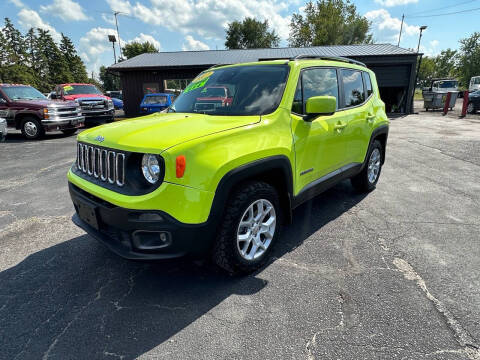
(132, 230), (171, 250)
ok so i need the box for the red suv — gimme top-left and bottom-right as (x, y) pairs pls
(53, 83), (114, 125)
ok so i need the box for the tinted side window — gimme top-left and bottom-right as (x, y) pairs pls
(341, 69), (365, 107)
(363, 72), (373, 97)
(291, 68), (339, 115)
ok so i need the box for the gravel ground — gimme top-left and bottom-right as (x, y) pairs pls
(0, 112), (479, 360)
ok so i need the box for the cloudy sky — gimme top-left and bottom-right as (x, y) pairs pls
(1, 0), (478, 76)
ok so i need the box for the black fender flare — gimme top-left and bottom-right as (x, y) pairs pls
(365, 124), (389, 167)
(207, 155), (294, 225)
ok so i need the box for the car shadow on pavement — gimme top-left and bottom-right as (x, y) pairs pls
(2, 131), (78, 143)
(0, 181), (366, 359)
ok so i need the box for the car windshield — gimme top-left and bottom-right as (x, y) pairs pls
(170, 65), (289, 116)
(2, 86), (46, 100)
(144, 95), (168, 104)
(437, 81), (458, 88)
(64, 85), (102, 95)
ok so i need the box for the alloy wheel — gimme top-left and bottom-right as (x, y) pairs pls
(236, 199), (276, 261)
(367, 148), (381, 184)
(24, 121), (38, 137)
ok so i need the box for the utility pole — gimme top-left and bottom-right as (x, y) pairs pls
(397, 14), (404, 46)
(114, 11), (123, 59)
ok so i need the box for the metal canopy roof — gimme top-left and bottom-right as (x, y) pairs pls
(109, 44), (417, 71)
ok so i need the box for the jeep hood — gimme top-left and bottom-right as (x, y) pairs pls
(78, 112), (260, 152)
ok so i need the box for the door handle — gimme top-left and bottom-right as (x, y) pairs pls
(367, 114), (376, 122)
(334, 122), (347, 131)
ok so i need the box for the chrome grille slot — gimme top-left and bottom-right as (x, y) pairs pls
(100, 149), (107, 181)
(76, 143), (125, 187)
(107, 151), (116, 184)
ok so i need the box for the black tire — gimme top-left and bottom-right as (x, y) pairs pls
(61, 129), (77, 136)
(351, 140), (383, 193)
(20, 117), (44, 140)
(212, 181), (282, 275)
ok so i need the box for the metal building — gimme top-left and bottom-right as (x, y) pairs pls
(109, 44), (419, 117)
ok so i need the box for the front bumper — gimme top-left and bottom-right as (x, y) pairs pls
(69, 183), (215, 260)
(42, 115), (85, 131)
(82, 109), (115, 119)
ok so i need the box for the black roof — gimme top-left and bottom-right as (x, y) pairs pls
(109, 44), (417, 71)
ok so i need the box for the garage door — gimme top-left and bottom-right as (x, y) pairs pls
(368, 65), (411, 87)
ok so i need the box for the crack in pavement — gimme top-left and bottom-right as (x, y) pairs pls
(393, 257), (480, 359)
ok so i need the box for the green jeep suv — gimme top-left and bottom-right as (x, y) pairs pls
(68, 56), (389, 274)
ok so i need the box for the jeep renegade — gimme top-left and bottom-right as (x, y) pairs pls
(68, 56), (389, 274)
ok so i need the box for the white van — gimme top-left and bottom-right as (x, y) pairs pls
(469, 76), (480, 92)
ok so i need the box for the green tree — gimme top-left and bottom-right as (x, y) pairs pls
(122, 41), (159, 59)
(35, 28), (72, 92)
(433, 49), (457, 79)
(99, 65), (121, 91)
(289, 0), (372, 47)
(457, 32), (480, 88)
(59, 33), (88, 83)
(417, 57), (436, 88)
(225, 17), (280, 49)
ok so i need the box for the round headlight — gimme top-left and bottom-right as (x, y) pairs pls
(141, 154), (161, 184)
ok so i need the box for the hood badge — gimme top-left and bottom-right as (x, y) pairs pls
(94, 135), (105, 142)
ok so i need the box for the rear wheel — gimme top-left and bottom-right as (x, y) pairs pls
(212, 181), (282, 275)
(61, 129), (77, 136)
(351, 140), (383, 192)
(21, 117), (44, 140)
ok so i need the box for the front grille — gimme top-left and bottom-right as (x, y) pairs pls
(77, 143), (125, 186)
(79, 100), (107, 111)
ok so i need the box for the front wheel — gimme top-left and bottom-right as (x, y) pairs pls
(212, 182), (282, 275)
(21, 117), (44, 140)
(351, 140), (383, 192)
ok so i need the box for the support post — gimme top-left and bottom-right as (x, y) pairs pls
(398, 14), (404, 46)
(443, 92), (452, 116)
(461, 91), (469, 117)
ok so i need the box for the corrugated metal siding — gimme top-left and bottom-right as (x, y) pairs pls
(369, 65), (412, 87)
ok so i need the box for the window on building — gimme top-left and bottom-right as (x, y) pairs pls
(341, 69), (365, 107)
(143, 83), (159, 94)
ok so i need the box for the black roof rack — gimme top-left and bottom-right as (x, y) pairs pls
(290, 54), (366, 67)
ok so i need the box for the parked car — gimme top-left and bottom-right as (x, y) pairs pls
(423, 78), (459, 95)
(140, 93), (174, 114)
(0, 84), (84, 140)
(0, 117), (7, 141)
(106, 90), (122, 100)
(467, 90), (480, 114)
(469, 76), (480, 92)
(194, 86), (232, 112)
(68, 57), (389, 274)
(52, 83), (114, 125)
(112, 97), (123, 110)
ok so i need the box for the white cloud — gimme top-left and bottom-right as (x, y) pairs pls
(129, 33), (161, 50)
(374, 0), (418, 7)
(106, 0), (290, 41)
(101, 13), (117, 25)
(17, 9), (61, 42)
(79, 27), (119, 72)
(365, 9), (419, 43)
(182, 35), (209, 51)
(420, 40), (440, 57)
(40, 0), (90, 21)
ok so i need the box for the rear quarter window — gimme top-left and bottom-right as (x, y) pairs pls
(341, 69), (365, 108)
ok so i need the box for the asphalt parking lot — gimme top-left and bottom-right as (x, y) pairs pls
(1, 112), (479, 359)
